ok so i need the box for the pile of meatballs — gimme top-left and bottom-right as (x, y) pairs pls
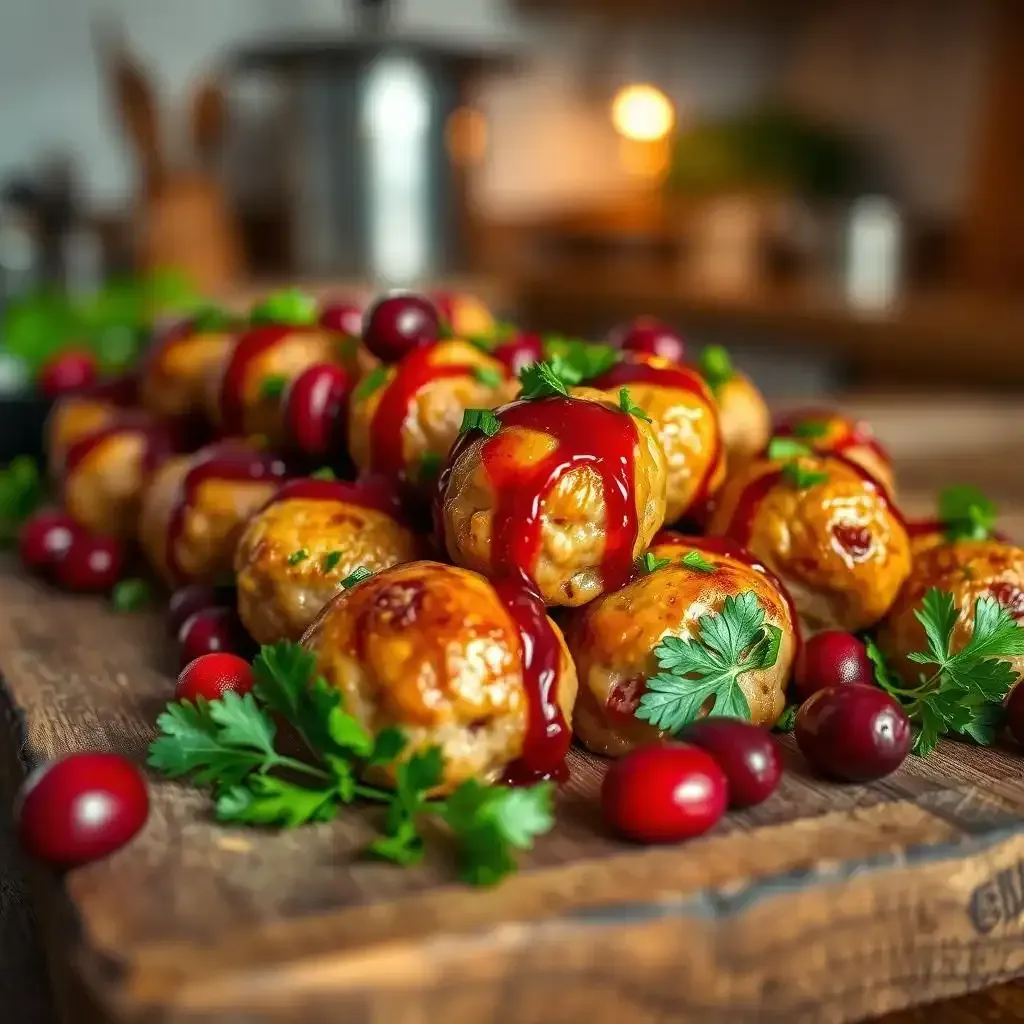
(30, 289), (1024, 794)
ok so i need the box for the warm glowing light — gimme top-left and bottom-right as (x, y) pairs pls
(611, 84), (675, 142)
(446, 106), (488, 166)
(619, 137), (672, 180)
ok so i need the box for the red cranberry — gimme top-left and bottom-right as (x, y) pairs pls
(167, 583), (223, 638)
(318, 302), (364, 338)
(601, 742), (727, 844)
(676, 718), (781, 808)
(793, 631), (874, 701)
(613, 319), (685, 364)
(1007, 684), (1024, 746)
(362, 293), (439, 363)
(176, 653), (254, 702)
(38, 349), (98, 399)
(177, 607), (247, 670)
(795, 684), (911, 782)
(283, 363), (352, 458)
(19, 510), (82, 574)
(16, 752), (148, 868)
(54, 533), (124, 592)
(493, 332), (544, 376)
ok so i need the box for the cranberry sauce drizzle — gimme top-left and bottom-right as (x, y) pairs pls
(63, 412), (175, 481)
(164, 444), (288, 582)
(774, 408), (891, 466)
(219, 325), (294, 434)
(591, 358), (723, 507)
(368, 345), (477, 478)
(258, 476), (403, 520)
(493, 580), (570, 784)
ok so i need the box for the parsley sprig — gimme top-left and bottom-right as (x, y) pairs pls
(868, 588), (1024, 756)
(618, 388), (651, 422)
(697, 345), (733, 395)
(635, 592), (782, 731)
(542, 337), (620, 384)
(259, 375), (288, 400)
(937, 485), (997, 542)
(519, 360), (569, 399)
(250, 288), (318, 327)
(147, 642), (554, 884)
(460, 408), (501, 437)
(0, 456), (44, 546)
(767, 436), (829, 490)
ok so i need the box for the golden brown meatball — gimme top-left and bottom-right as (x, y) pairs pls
(140, 320), (236, 420)
(431, 291), (495, 338)
(439, 386), (668, 607)
(138, 443), (286, 585)
(877, 539), (1024, 683)
(235, 479), (420, 644)
(46, 394), (119, 480)
(206, 325), (339, 443)
(773, 408), (895, 498)
(708, 452), (911, 633)
(716, 372), (772, 467)
(302, 561), (578, 792)
(590, 355), (724, 523)
(565, 547), (796, 757)
(348, 340), (511, 487)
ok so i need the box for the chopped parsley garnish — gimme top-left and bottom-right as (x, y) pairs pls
(868, 588), (1024, 756)
(287, 549), (309, 566)
(698, 345), (734, 394)
(542, 337), (620, 384)
(460, 408), (501, 437)
(618, 388), (652, 422)
(417, 452), (443, 482)
(259, 375), (288, 400)
(250, 288), (318, 327)
(791, 419), (830, 439)
(519, 360), (569, 399)
(321, 551), (343, 573)
(111, 578), (152, 612)
(190, 305), (237, 334)
(938, 484), (997, 542)
(473, 366), (503, 388)
(680, 550), (716, 573)
(340, 566), (372, 589)
(767, 437), (814, 461)
(147, 641), (554, 885)
(782, 463), (830, 490)
(0, 456), (43, 546)
(634, 592), (782, 731)
(311, 467), (336, 481)
(353, 366), (389, 402)
(638, 552), (672, 574)
(768, 436), (829, 490)
(773, 705), (799, 733)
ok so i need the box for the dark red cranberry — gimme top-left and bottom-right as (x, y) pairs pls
(493, 332), (544, 376)
(795, 684), (911, 782)
(613, 319), (685, 364)
(283, 363), (352, 458)
(38, 349), (98, 399)
(318, 302), (364, 338)
(601, 742), (727, 843)
(16, 752), (148, 868)
(362, 293), (440, 363)
(1007, 684), (1024, 747)
(54, 533), (124, 592)
(167, 583), (223, 637)
(176, 653), (254, 702)
(177, 607), (248, 670)
(793, 631), (874, 701)
(676, 718), (781, 808)
(19, 510), (82, 574)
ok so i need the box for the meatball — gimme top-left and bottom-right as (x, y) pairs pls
(877, 540), (1024, 684)
(46, 394), (119, 480)
(139, 443), (286, 585)
(62, 413), (174, 539)
(591, 354), (724, 522)
(235, 479), (420, 644)
(708, 452), (911, 633)
(774, 408), (895, 498)
(431, 291), (496, 339)
(715, 371), (771, 467)
(565, 547), (796, 758)
(348, 340), (512, 487)
(206, 325), (340, 442)
(439, 386), (668, 607)
(302, 561), (578, 792)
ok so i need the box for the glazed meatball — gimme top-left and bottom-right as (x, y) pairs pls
(565, 547), (796, 758)
(62, 413), (174, 539)
(139, 443), (286, 586)
(774, 408), (895, 498)
(348, 341), (512, 487)
(235, 479), (420, 644)
(439, 386), (668, 607)
(46, 394), (119, 480)
(715, 372), (772, 467)
(431, 291), (495, 338)
(302, 561), (578, 792)
(206, 325), (340, 442)
(877, 540), (1024, 683)
(708, 452), (911, 633)
(591, 354), (724, 522)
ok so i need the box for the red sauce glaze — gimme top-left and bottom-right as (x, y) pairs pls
(591, 358), (722, 508)
(258, 476), (403, 520)
(63, 411), (175, 484)
(989, 582), (1024, 620)
(164, 443), (288, 582)
(218, 325), (295, 435)
(493, 580), (570, 784)
(368, 345), (477, 479)
(773, 408), (891, 467)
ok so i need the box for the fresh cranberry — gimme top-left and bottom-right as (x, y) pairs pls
(676, 718), (781, 808)
(176, 653), (254, 702)
(283, 363), (352, 458)
(795, 684), (911, 782)
(16, 752), (148, 868)
(19, 510), (82, 574)
(167, 583), (223, 638)
(493, 333), (544, 376)
(601, 742), (727, 844)
(793, 631), (874, 701)
(38, 349), (98, 399)
(54, 533), (124, 592)
(1007, 684), (1024, 747)
(362, 293), (439, 363)
(177, 607), (248, 670)
(613, 319), (685, 364)
(318, 302), (364, 338)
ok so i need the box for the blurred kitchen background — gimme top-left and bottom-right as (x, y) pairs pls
(1, 0), (1022, 396)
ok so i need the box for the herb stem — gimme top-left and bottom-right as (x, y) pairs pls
(353, 783), (392, 803)
(269, 755), (333, 782)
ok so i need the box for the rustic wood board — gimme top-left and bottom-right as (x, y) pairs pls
(4, 569), (1024, 1024)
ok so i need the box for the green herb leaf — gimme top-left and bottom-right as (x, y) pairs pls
(340, 566), (372, 589)
(638, 551), (672, 574)
(542, 337), (620, 384)
(250, 288), (318, 327)
(190, 305), (237, 334)
(473, 366), (503, 388)
(417, 452), (443, 482)
(519, 360), (569, 400)
(310, 467), (336, 481)
(618, 388), (652, 422)
(680, 550), (716, 573)
(635, 592), (779, 732)
(353, 366), (389, 402)
(111, 577), (152, 612)
(698, 345), (733, 394)
(768, 437), (814, 461)
(773, 705), (798, 733)
(782, 463), (830, 490)
(287, 549), (309, 566)
(321, 551), (343, 573)
(791, 419), (830, 439)
(259, 375), (288, 400)
(0, 457), (44, 546)
(367, 727), (407, 766)
(216, 776), (340, 829)
(938, 484), (997, 542)
(460, 408), (501, 437)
